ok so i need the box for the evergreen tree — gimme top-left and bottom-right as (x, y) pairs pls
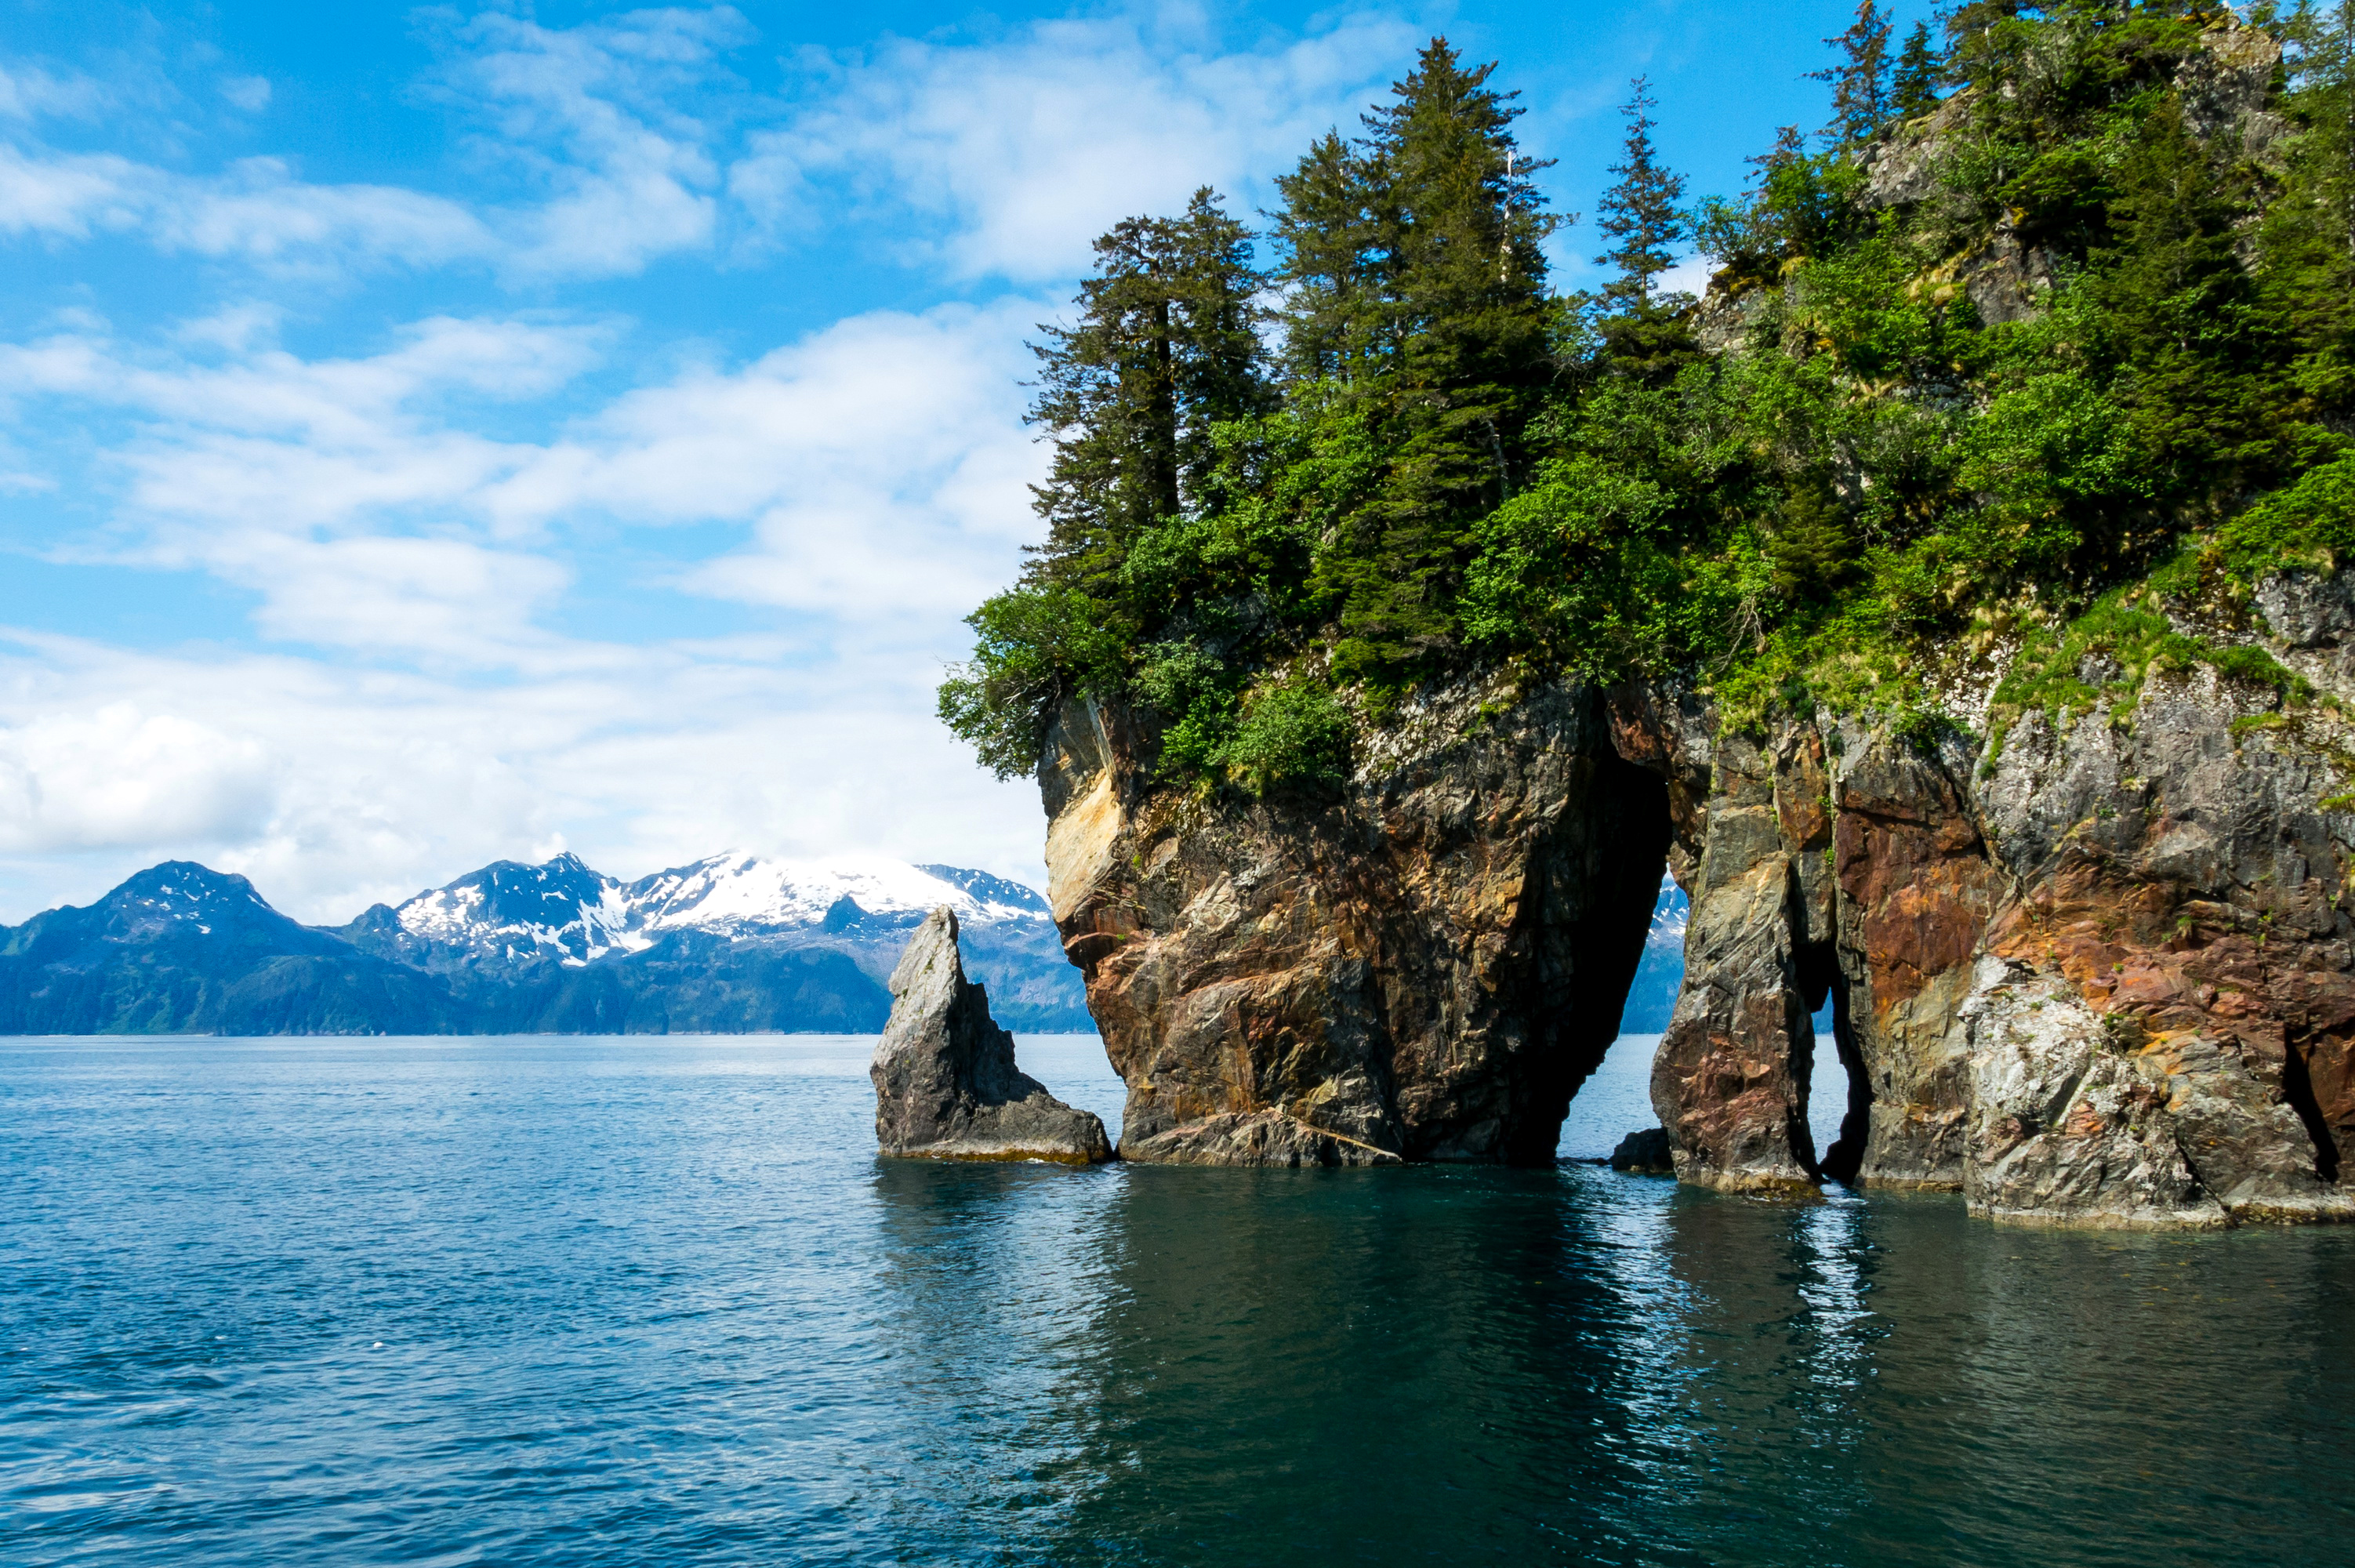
(1812, 2), (1893, 147)
(1272, 40), (1555, 394)
(1270, 131), (1390, 385)
(2092, 100), (2270, 508)
(1890, 21), (1943, 119)
(1363, 40), (1556, 392)
(1275, 38), (1559, 681)
(1594, 77), (1686, 310)
(1025, 191), (1271, 593)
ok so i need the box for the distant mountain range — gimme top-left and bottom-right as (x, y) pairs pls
(0, 854), (1090, 1036)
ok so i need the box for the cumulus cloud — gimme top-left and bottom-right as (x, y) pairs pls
(735, 8), (1423, 279)
(0, 294), (1053, 919)
(0, 629), (1043, 925)
(492, 297), (1044, 614)
(5, 298), (1034, 660)
(0, 702), (272, 855)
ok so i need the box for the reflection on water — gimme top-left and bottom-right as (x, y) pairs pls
(5, 1036), (2353, 1566)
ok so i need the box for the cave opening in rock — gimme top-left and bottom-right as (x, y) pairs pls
(1522, 751), (1676, 1166)
(1796, 946), (1871, 1185)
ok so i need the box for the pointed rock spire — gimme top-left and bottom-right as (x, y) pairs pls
(870, 907), (1112, 1163)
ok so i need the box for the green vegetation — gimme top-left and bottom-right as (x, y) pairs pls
(942, 5), (2355, 793)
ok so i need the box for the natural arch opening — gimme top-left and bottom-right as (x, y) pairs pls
(1554, 887), (1873, 1177)
(1554, 870), (1683, 1162)
(1510, 751), (1674, 1167)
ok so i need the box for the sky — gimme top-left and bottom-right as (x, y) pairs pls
(0, 0), (1933, 925)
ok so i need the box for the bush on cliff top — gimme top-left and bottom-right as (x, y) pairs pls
(942, 3), (2355, 786)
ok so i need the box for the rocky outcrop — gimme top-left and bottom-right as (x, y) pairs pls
(870, 908), (1112, 1163)
(1040, 673), (1667, 1166)
(1033, 572), (2355, 1224)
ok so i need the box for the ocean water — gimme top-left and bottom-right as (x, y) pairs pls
(5, 1033), (2353, 1566)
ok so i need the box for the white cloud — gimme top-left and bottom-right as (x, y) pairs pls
(441, 6), (752, 278)
(0, 289), (1068, 920)
(0, 141), (495, 268)
(0, 6), (749, 278)
(736, 9), (1424, 280)
(1654, 251), (1716, 299)
(220, 74), (271, 114)
(490, 297), (1045, 615)
(3, 5), (1445, 285)
(0, 702), (272, 855)
(0, 143), (145, 237)
(0, 61), (109, 122)
(0, 630), (1047, 925)
(0, 5), (1522, 927)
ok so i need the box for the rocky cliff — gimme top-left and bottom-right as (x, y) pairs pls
(1038, 573), (2355, 1225)
(1040, 673), (1668, 1166)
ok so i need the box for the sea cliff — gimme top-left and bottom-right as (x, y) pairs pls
(943, 13), (2355, 1225)
(1041, 590), (2355, 1225)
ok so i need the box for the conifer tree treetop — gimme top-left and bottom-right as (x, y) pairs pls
(1594, 77), (1687, 311)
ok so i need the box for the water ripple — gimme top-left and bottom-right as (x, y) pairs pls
(4, 1035), (2353, 1566)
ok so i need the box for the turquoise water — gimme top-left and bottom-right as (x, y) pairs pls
(5, 1034), (2353, 1566)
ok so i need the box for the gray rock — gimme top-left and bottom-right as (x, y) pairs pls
(871, 907), (1112, 1163)
(1608, 1127), (1674, 1174)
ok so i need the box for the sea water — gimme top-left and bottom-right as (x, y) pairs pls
(5, 1033), (2353, 1566)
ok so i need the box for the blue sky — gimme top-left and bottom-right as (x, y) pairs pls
(0, 0), (1929, 923)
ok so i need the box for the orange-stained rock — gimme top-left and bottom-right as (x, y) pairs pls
(1029, 567), (2355, 1225)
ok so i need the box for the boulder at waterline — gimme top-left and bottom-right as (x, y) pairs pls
(870, 907), (1112, 1163)
(1609, 1127), (1675, 1175)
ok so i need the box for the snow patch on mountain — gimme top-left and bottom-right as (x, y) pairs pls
(384, 851), (1051, 967)
(626, 853), (1044, 938)
(1646, 874), (1689, 951)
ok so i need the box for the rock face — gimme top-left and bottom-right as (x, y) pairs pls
(1040, 673), (1668, 1166)
(871, 908), (1112, 1163)
(1035, 574), (2355, 1224)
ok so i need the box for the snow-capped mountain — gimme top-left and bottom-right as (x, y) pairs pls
(322, 849), (1088, 1032)
(375, 851), (636, 965)
(359, 851), (1051, 968)
(624, 854), (1048, 942)
(0, 853), (1088, 1036)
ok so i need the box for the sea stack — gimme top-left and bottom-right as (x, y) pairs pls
(871, 906), (1112, 1163)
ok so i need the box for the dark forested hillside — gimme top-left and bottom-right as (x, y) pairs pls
(942, 5), (2355, 786)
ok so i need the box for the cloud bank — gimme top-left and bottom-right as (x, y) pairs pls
(0, 2), (1589, 924)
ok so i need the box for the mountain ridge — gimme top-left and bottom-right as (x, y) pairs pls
(0, 854), (1089, 1035)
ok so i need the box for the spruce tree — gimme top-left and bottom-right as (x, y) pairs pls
(1025, 191), (1270, 594)
(1812, 2), (1893, 147)
(1270, 131), (1389, 386)
(1889, 21), (1943, 119)
(1274, 37), (1558, 681)
(1363, 40), (1555, 394)
(1595, 77), (1686, 311)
